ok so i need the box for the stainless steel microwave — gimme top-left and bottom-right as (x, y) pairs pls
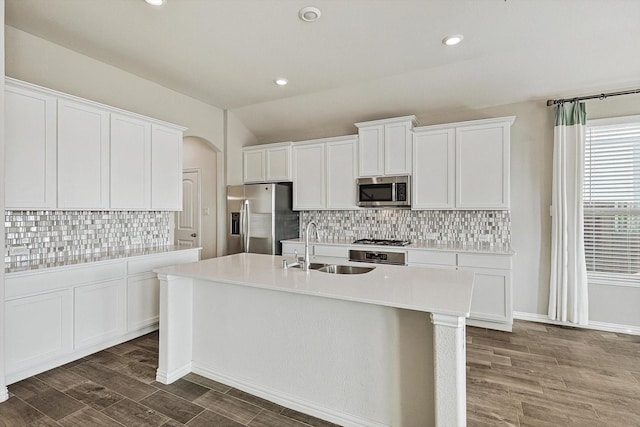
(357, 176), (411, 207)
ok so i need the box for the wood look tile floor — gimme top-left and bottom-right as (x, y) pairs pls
(1, 320), (638, 426)
(467, 320), (640, 427)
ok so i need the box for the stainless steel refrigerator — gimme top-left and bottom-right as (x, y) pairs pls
(226, 183), (299, 255)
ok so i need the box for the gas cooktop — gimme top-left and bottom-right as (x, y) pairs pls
(353, 238), (412, 247)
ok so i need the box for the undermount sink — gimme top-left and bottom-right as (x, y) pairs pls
(310, 263), (375, 275)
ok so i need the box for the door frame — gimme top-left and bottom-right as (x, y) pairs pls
(175, 167), (202, 249)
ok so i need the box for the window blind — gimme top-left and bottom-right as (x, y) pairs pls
(584, 119), (640, 283)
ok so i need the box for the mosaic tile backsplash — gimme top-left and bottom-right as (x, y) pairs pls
(301, 210), (510, 246)
(5, 210), (172, 264)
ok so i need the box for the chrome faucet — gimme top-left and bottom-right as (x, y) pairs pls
(302, 221), (318, 271)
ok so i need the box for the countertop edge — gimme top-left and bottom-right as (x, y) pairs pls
(5, 246), (202, 277)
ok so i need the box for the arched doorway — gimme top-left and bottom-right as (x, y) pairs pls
(176, 136), (219, 259)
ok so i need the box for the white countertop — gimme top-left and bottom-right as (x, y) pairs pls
(155, 252), (474, 317)
(5, 245), (201, 275)
(282, 237), (515, 255)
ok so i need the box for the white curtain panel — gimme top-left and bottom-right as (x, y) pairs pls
(549, 102), (589, 325)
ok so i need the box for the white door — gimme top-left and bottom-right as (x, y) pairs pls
(175, 169), (201, 248)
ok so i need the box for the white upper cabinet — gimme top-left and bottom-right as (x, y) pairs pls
(412, 128), (455, 209)
(292, 141), (326, 210)
(110, 113), (152, 210)
(151, 124), (183, 210)
(57, 98), (110, 209)
(243, 148), (265, 183)
(292, 136), (358, 210)
(412, 116), (514, 210)
(355, 115), (416, 177)
(243, 142), (292, 183)
(5, 78), (185, 211)
(326, 137), (358, 209)
(4, 82), (57, 209)
(455, 119), (512, 210)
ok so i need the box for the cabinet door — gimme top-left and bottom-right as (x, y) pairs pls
(266, 146), (292, 182)
(127, 273), (160, 331)
(110, 113), (151, 209)
(326, 139), (358, 209)
(243, 148), (266, 183)
(5, 85), (57, 209)
(151, 124), (183, 210)
(412, 129), (455, 209)
(292, 143), (325, 209)
(57, 99), (110, 209)
(456, 123), (510, 209)
(358, 125), (384, 177)
(5, 290), (73, 375)
(385, 122), (412, 175)
(460, 267), (511, 324)
(74, 279), (126, 349)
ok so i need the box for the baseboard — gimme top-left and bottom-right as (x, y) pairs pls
(156, 363), (192, 385)
(0, 386), (9, 403)
(513, 312), (640, 336)
(191, 364), (389, 427)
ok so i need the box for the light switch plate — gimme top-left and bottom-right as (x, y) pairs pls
(425, 232), (439, 240)
(131, 236), (142, 245)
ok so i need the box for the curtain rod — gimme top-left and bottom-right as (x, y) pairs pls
(546, 88), (640, 107)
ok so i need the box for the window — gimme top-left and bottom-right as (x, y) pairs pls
(583, 115), (640, 284)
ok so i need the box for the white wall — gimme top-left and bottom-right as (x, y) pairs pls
(5, 26), (225, 153)
(0, 0), (8, 403)
(182, 137), (218, 259)
(225, 110), (258, 186)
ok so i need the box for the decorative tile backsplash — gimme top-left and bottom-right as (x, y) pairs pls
(5, 210), (172, 264)
(301, 210), (510, 246)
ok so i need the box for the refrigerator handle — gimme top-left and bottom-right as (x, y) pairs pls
(239, 200), (246, 252)
(244, 199), (251, 253)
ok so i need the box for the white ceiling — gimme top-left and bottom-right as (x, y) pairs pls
(6, 0), (640, 142)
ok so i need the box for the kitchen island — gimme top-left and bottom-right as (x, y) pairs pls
(154, 253), (473, 427)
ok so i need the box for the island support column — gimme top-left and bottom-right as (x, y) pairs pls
(156, 274), (194, 384)
(431, 313), (466, 427)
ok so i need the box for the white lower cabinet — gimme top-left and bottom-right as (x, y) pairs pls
(74, 279), (126, 349)
(407, 250), (513, 331)
(5, 290), (73, 375)
(127, 273), (160, 331)
(3, 248), (200, 384)
(282, 241), (304, 257)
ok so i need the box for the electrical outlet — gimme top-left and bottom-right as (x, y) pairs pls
(131, 236), (142, 245)
(9, 246), (29, 256)
(425, 232), (439, 240)
(479, 235), (492, 242)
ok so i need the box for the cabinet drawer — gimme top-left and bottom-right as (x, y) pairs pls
(6, 262), (125, 299)
(458, 253), (511, 270)
(407, 251), (456, 266)
(314, 245), (349, 258)
(127, 250), (199, 275)
(282, 242), (304, 256)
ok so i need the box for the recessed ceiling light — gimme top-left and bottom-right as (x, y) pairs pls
(144, 0), (165, 6)
(442, 34), (464, 46)
(275, 78), (288, 86)
(299, 6), (322, 22)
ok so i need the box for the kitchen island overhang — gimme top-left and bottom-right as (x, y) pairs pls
(154, 253), (473, 427)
